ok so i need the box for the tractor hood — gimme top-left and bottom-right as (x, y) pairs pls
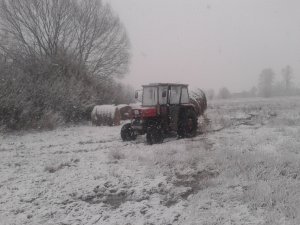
(132, 107), (157, 118)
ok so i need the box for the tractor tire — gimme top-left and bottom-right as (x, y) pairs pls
(177, 110), (198, 138)
(146, 125), (164, 145)
(121, 123), (137, 141)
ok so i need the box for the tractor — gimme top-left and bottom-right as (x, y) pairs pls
(121, 83), (206, 144)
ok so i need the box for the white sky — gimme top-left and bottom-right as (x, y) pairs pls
(107, 0), (300, 92)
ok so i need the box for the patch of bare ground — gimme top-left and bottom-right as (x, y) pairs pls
(173, 169), (219, 199)
(44, 158), (80, 173)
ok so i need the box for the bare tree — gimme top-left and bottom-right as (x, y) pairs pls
(218, 87), (231, 99)
(258, 68), (275, 98)
(0, 0), (130, 79)
(282, 65), (293, 93)
(0, 0), (130, 129)
(249, 86), (257, 97)
(205, 89), (215, 100)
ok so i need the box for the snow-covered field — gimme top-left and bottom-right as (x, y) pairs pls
(1, 97), (300, 225)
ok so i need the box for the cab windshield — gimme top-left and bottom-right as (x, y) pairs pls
(143, 86), (157, 106)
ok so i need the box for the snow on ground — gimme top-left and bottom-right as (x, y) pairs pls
(1, 97), (300, 225)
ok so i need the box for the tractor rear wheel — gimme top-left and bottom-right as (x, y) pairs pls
(121, 123), (137, 141)
(146, 125), (163, 145)
(177, 110), (198, 138)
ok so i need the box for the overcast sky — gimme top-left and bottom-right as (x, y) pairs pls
(107, 0), (300, 92)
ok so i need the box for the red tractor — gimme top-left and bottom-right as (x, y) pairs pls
(121, 83), (206, 144)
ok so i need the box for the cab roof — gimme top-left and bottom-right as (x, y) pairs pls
(142, 83), (188, 87)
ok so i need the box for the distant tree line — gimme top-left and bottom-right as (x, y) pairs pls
(258, 66), (300, 97)
(205, 65), (300, 101)
(0, 0), (133, 130)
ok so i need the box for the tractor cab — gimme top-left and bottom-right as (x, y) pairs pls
(136, 83), (190, 107)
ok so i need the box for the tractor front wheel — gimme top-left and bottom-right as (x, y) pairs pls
(121, 123), (137, 141)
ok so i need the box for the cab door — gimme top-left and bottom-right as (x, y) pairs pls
(168, 86), (182, 131)
(158, 86), (168, 130)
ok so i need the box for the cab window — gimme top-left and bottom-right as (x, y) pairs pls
(181, 87), (189, 103)
(170, 86), (181, 104)
(143, 87), (157, 106)
(159, 86), (168, 104)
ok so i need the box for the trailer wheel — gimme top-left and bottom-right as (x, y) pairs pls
(146, 125), (163, 145)
(121, 123), (137, 141)
(177, 110), (198, 138)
